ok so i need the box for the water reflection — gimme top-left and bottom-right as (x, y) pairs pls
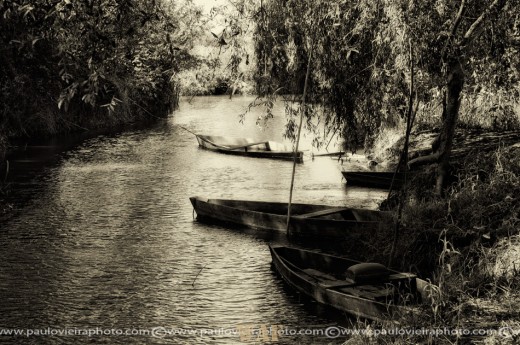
(0, 96), (386, 344)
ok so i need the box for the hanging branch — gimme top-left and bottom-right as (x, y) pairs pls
(286, 46), (313, 232)
(444, 0), (466, 57)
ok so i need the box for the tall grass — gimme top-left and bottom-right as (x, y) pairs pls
(350, 145), (520, 343)
(368, 121), (407, 168)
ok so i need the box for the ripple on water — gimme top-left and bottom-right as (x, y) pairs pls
(0, 97), (378, 344)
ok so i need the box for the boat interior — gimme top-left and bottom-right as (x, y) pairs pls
(207, 199), (363, 220)
(274, 246), (418, 303)
(198, 135), (292, 152)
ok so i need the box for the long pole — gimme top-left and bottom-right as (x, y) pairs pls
(287, 48), (313, 231)
(388, 40), (414, 267)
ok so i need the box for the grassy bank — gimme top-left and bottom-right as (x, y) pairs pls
(0, 146), (10, 218)
(0, 133), (9, 216)
(348, 129), (520, 343)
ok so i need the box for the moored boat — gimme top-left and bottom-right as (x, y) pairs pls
(269, 245), (423, 321)
(342, 171), (408, 189)
(194, 134), (304, 163)
(189, 196), (391, 241)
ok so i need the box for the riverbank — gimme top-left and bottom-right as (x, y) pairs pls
(0, 0), (184, 176)
(368, 128), (520, 170)
(0, 138), (10, 217)
(345, 129), (520, 344)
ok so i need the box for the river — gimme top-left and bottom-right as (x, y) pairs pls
(0, 96), (387, 344)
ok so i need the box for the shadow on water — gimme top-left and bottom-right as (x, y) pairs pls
(1, 120), (169, 218)
(192, 218), (359, 342)
(0, 96), (388, 344)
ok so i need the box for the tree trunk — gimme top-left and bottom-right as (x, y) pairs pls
(435, 59), (465, 196)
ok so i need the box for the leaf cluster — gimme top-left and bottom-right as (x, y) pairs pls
(252, 0), (520, 146)
(0, 0), (199, 135)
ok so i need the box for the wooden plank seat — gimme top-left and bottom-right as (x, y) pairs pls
(296, 208), (350, 218)
(302, 268), (357, 289)
(319, 280), (357, 289)
(302, 268), (337, 280)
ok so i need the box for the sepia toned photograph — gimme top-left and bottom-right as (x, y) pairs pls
(1, 0), (519, 344)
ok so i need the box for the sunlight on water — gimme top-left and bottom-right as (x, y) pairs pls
(0, 96), (387, 344)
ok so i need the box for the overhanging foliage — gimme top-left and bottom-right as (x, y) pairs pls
(0, 0), (200, 136)
(249, 0), (520, 150)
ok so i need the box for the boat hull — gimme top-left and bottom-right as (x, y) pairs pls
(269, 246), (419, 321)
(196, 135), (303, 163)
(342, 171), (406, 189)
(189, 197), (390, 241)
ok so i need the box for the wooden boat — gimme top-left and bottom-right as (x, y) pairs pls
(342, 171), (407, 189)
(269, 245), (422, 321)
(189, 196), (391, 241)
(195, 134), (303, 163)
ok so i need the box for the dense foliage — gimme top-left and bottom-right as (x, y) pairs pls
(0, 0), (198, 139)
(247, 3), (520, 330)
(251, 0), (520, 150)
(175, 1), (257, 96)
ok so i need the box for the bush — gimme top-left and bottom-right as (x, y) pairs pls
(0, 0), (192, 138)
(346, 146), (520, 343)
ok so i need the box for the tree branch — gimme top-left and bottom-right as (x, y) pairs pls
(441, 0), (465, 61)
(463, 0), (503, 42)
(408, 152), (441, 168)
(450, 0), (466, 38)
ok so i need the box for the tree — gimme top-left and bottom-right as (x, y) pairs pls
(251, 0), (520, 194)
(0, 0), (201, 136)
(245, 0), (414, 148)
(406, 0), (519, 195)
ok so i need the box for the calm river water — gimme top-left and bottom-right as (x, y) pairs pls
(0, 96), (387, 344)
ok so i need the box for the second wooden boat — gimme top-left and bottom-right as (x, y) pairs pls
(189, 196), (391, 240)
(269, 245), (423, 321)
(195, 134), (304, 163)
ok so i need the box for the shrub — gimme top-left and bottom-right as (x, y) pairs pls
(0, 0), (194, 138)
